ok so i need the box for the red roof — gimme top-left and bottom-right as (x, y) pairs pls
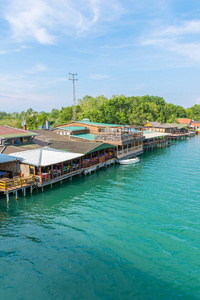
(177, 118), (192, 125)
(0, 125), (37, 138)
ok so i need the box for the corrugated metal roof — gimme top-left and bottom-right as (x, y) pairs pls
(74, 134), (95, 140)
(191, 121), (200, 124)
(86, 143), (116, 154)
(0, 153), (21, 164)
(31, 129), (71, 141)
(145, 122), (161, 127)
(144, 132), (170, 139)
(1, 143), (42, 155)
(77, 121), (122, 127)
(167, 123), (187, 129)
(48, 140), (115, 154)
(9, 148), (84, 167)
(58, 126), (87, 131)
(145, 122), (176, 129)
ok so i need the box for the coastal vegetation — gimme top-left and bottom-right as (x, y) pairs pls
(1, 95), (200, 129)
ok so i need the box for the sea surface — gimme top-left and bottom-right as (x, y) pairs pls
(0, 136), (200, 300)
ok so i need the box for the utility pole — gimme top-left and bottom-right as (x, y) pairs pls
(69, 73), (78, 122)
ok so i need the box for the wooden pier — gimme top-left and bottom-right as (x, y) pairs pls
(0, 157), (116, 201)
(0, 175), (36, 202)
(167, 133), (189, 140)
(84, 158), (115, 175)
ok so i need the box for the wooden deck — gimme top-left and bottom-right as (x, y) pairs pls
(0, 175), (36, 193)
(84, 158), (116, 174)
(37, 168), (84, 187)
(0, 157), (116, 200)
(167, 133), (190, 140)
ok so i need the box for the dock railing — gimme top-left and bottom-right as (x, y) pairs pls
(0, 175), (35, 192)
(117, 145), (143, 156)
(39, 155), (115, 183)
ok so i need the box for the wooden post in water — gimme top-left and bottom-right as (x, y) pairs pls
(39, 167), (42, 184)
(6, 193), (9, 202)
(23, 188), (26, 197)
(15, 190), (18, 200)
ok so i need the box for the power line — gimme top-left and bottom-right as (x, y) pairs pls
(69, 73), (78, 122)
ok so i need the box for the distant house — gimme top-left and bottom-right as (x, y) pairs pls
(143, 131), (170, 150)
(54, 126), (89, 136)
(0, 125), (38, 146)
(190, 121), (200, 130)
(177, 118), (192, 125)
(145, 122), (189, 134)
(55, 121), (145, 159)
(145, 122), (176, 133)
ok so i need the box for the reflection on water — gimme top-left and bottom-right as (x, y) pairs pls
(0, 137), (200, 299)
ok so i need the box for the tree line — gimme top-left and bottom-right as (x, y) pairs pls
(0, 95), (200, 129)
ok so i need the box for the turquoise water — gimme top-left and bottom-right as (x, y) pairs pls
(0, 137), (200, 299)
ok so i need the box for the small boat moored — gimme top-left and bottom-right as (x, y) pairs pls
(119, 157), (140, 165)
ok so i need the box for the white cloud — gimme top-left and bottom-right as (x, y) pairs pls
(141, 20), (200, 63)
(5, 0), (55, 44)
(160, 21), (200, 36)
(3, 0), (124, 44)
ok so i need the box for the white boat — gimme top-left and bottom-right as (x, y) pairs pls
(119, 157), (140, 165)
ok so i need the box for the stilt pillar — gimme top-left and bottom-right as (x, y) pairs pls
(6, 193), (9, 202)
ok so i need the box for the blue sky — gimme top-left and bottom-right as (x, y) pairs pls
(0, 0), (200, 112)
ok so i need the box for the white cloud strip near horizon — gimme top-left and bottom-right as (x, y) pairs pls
(141, 20), (200, 62)
(3, 0), (124, 44)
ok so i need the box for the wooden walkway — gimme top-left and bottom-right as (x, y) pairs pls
(37, 168), (84, 189)
(0, 175), (36, 202)
(84, 158), (116, 174)
(0, 158), (116, 202)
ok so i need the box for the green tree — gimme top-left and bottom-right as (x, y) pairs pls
(38, 113), (48, 126)
(59, 106), (73, 123)
(26, 115), (37, 130)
